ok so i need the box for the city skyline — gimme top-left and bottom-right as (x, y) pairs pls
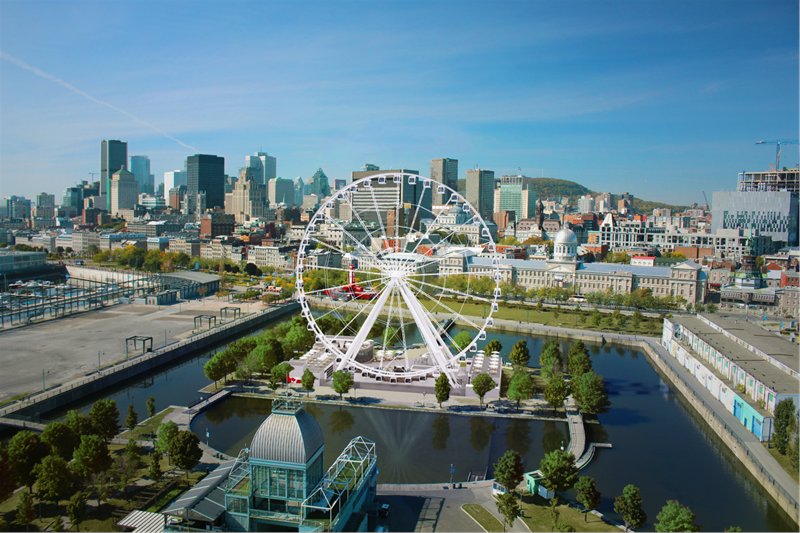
(1, 0), (798, 202)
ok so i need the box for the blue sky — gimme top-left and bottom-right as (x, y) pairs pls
(1, 0), (797, 204)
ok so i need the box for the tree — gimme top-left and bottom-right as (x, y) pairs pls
(539, 449), (578, 500)
(471, 373), (497, 407)
(271, 362), (294, 386)
(567, 341), (592, 376)
(0, 445), (15, 502)
(41, 421), (79, 460)
(496, 492), (522, 531)
(170, 430), (202, 480)
(484, 339), (503, 356)
(8, 430), (47, 490)
(773, 398), (796, 455)
(572, 371), (609, 414)
(149, 449), (163, 481)
(434, 373), (451, 408)
(507, 371), (534, 407)
(88, 399), (120, 441)
(655, 500), (699, 532)
(509, 340), (530, 368)
(156, 421), (179, 461)
(125, 404), (139, 431)
(544, 374), (570, 411)
(791, 429), (799, 471)
(301, 368), (316, 395)
(67, 491), (87, 532)
(16, 489), (35, 531)
(614, 484), (646, 532)
(72, 434), (112, 478)
(124, 439), (141, 469)
(332, 370), (354, 399)
(451, 331), (473, 353)
(575, 476), (601, 522)
(540, 340), (563, 380)
(493, 450), (525, 492)
(146, 396), (156, 418)
(591, 308), (602, 327)
(34, 454), (74, 503)
(64, 410), (93, 437)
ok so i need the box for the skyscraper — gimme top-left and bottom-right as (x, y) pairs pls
(466, 168), (495, 220)
(308, 168), (331, 197)
(130, 155), (151, 195)
(163, 170), (187, 198)
(430, 158), (458, 204)
(245, 151), (277, 185)
(186, 154), (225, 214)
(497, 175), (536, 220)
(110, 168), (138, 215)
(100, 140), (127, 210)
(267, 178), (296, 206)
(349, 168), (428, 229)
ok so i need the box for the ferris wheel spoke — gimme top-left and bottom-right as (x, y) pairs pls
(307, 235), (354, 261)
(311, 278), (390, 326)
(366, 181), (389, 244)
(403, 279), (486, 332)
(326, 280), (393, 340)
(300, 274), (391, 297)
(404, 216), (479, 270)
(404, 276), (496, 305)
(395, 287), (409, 367)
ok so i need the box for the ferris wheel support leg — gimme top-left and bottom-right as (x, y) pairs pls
(335, 282), (395, 372)
(396, 282), (460, 386)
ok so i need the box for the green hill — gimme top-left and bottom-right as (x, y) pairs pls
(528, 178), (592, 199)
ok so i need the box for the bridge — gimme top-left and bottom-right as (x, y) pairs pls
(0, 417), (46, 432)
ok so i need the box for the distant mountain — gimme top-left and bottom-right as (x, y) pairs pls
(527, 178), (592, 200)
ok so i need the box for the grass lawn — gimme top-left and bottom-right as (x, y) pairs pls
(462, 503), (504, 532)
(519, 494), (618, 532)
(766, 445), (799, 482)
(119, 407), (180, 442)
(419, 297), (663, 336)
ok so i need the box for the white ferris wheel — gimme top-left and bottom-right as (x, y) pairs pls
(295, 172), (501, 386)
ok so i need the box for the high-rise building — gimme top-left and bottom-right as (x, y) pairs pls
(466, 168), (495, 220)
(577, 194), (596, 214)
(334, 179), (347, 191)
(712, 190), (798, 248)
(496, 175), (536, 220)
(186, 154), (225, 214)
(349, 168), (428, 229)
(163, 170), (187, 198)
(5, 196), (31, 220)
(308, 168), (331, 198)
(225, 168), (268, 223)
(130, 155), (153, 195)
(110, 168), (138, 215)
(294, 176), (305, 207)
(62, 186), (84, 216)
(245, 151), (277, 185)
(430, 158), (458, 204)
(100, 140), (127, 210)
(268, 178), (296, 206)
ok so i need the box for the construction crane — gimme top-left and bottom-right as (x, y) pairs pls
(755, 139), (799, 171)
(702, 191), (710, 210)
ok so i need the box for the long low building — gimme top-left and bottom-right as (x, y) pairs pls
(662, 313), (799, 441)
(450, 228), (708, 303)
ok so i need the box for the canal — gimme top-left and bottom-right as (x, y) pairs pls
(32, 322), (797, 531)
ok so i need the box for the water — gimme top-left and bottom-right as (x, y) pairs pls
(191, 396), (568, 485)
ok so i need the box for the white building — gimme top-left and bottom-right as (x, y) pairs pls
(163, 170), (186, 198)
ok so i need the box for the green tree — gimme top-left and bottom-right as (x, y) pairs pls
(8, 430), (47, 490)
(66, 491), (87, 532)
(0, 445), (16, 502)
(790, 429), (799, 471)
(591, 308), (602, 328)
(64, 410), (93, 437)
(567, 341), (592, 376)
(493, 450), (525, 492)
(72, 434), (112, 478)
(301, 368), (316, 395)
(575, 476), (601, 522)
(484, 339), (503, 356)
(271, 361), (295, 387)
(655, 500), (699, 532)
(34, 454), (74, 503)
(496, 491), (522, 531)
(124, 439), (141, 469)
(509, 339), (530, 368)
(88, 399), (120, 441)
(451, 331), (473, 353)
(170, 430), (202, 481)
(146, 397), (156, 418)
(540, 340), (563, 380)
(41, 421), (79, 461)
(773, 398), (796, 454)
(149, 449), (163, 481)
(434, 373), (451, 408)
(507, 371), (534, 407)
(544, 374), (570, 411)
(256, 338), (283, 367)
(125, 404), (138, 431)
(471, 373), (497, 407)
(332, 370), (354, 399)
(156, 421), (179, 461)
(539, 449), (578, 500)
(614, 484), (647, 532)
(16, 489), (35, 531)
(572, 371), (609, 414)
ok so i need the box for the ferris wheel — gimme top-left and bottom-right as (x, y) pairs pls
(295, 172), (501, 385)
